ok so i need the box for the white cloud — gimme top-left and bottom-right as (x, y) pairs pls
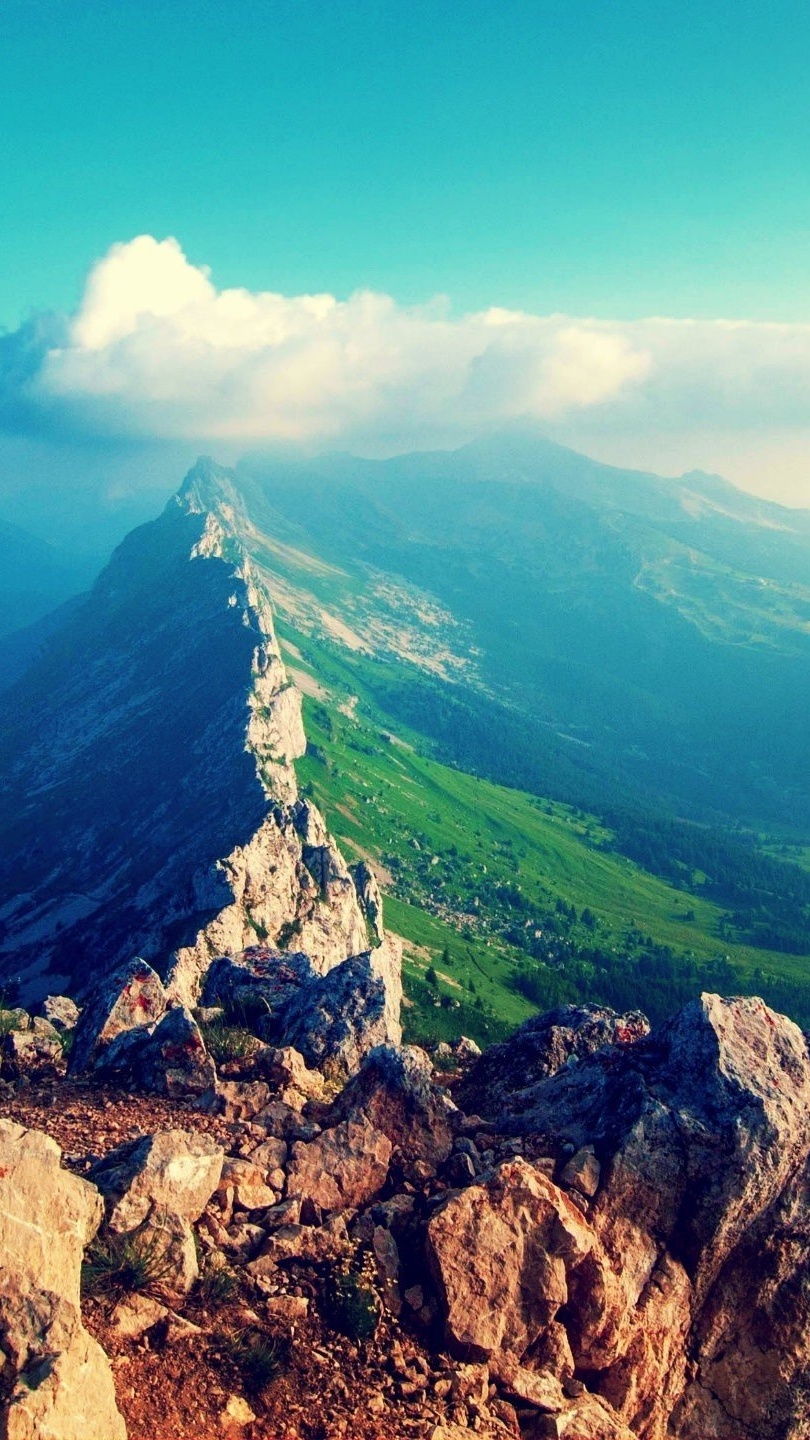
(3, 235), (810, 505)
(34, 236), (653, 444)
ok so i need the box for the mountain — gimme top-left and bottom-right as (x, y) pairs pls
(0, 461), (381, 1003)
(0, 517), (99, 639)
(1, 442), (808, 1027)
(228, 430), (810, 828)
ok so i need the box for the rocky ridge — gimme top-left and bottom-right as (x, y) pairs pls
(2, 990), (810, 1439)
(0, 459), (372, 1005)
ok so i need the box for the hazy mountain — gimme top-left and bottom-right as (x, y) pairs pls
(0, 518), (99, 639)
(231, 430), (810, 827)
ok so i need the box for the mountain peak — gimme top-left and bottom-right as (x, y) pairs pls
(175, 456), (244, 518)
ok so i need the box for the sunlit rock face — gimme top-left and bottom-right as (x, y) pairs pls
(0, 458), (367, 1004)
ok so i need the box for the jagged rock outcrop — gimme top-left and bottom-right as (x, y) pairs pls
(69, 957), (168, 1075)
(352, 859), (385, 945)
(428, 994), (810, 1440)
(261, 939), (403, 1076)
(96, 1005), (218, 1097)
(201, 945), (316, 1017)
(0, 1120), (126, 1440)
(0, 459), (371, 1007)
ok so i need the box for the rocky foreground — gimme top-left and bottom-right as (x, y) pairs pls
(2, 982), (810, 1440)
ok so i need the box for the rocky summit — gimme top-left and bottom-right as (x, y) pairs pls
(1, 990), (810, 1439)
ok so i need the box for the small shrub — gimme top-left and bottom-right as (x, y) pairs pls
(82, 1225), (172, 1302)
(55, 1028), (75, 1059)
(225, 1327), (287, 1394)
(325, 1252), (379, 1340)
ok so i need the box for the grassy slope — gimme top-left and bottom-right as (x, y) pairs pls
(282, 620), (810, 1047)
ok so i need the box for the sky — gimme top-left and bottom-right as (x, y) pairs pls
(1, 0), (809, 527)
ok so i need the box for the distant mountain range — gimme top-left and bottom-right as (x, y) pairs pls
(1, 434), (808, 1014)
(3, 432), (809, 826)
(226, 430), (810, 827)
(0, 518), (97, 639)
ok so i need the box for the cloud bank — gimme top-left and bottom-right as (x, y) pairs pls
(2, 235), (809, 503)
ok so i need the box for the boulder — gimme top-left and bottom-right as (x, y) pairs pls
(41, 995), (81, 1032)
(200, 946), (315, 1019)
(427, 1158), (609, 1361)
(2, 1024), (63, 1075)
(69, 956), (167, 1074)
(89, 1129), (224, 1231)
(265, 944), (402, 1077)
(90, 1129), (224, 1300)
(559, 1145), (601, 1198)
(332, 1044), (454, 1177)
(458, 1003), (649, 1124)
(255, 1044), (325, 1099)
(0, 1120), (126, 1440)
(454, 1035), (482, 1064)
(94, 1004), (216, 1098)
(202, 1078), (272, 1121)
(218, 1157), (278, 1212)
(286, 1118), (392, 1212)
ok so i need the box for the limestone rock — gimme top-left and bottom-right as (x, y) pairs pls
(2, 1025), (62, 1074)
(69, 956), (167, 1074)
(332, 1044), (454, 1177)
(559, 1145), (600, 1198)
(454, 1034), (482, 1064)
(0, 1282), (127, 1440)
(200, 946), (315, 1019)
(90, 1128), (224, 1231)
(111, 1292), (168, 1340)
(203, 1078), (272, 1121)
(218, 1157), (278, 1211)
(286, 1118), (392, 1212)
(265, 944), (402, 1077)
(248, 1215), (350, 1275)
(96, 1004), (217, 1097)
(256, 1044), (325, 1098)
(41, 995), (81, 1032)
(352, 859), (384, 944)
(459, 1003), (649, 1125)
(0, 1119), (125, 1440)
(436, 995), (810, 1440)
(0, 1120), (103, 1306)
(427, 1158), (605, 1361)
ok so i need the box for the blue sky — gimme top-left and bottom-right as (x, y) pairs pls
(3, 0), (809, 325)
(1, 0), (809, 513)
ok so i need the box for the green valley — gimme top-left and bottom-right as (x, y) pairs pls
(283, 621), (810, 1047)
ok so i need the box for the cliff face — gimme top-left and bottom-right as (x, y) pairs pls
(0, 459), (368, 1003)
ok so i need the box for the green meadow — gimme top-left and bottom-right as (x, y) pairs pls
(282, 620), (810, 1047)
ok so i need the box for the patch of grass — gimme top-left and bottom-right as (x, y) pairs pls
(197, 1260), (240, 1307)
(225, 1327), (287, 1394)
(199, 1020), (257, 1066)
(81, 1225), (173, 1302)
